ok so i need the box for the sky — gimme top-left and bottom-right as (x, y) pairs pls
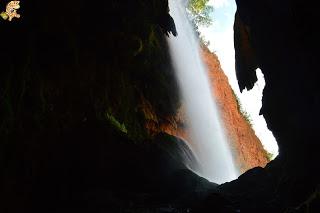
(199, 0), (279, 157)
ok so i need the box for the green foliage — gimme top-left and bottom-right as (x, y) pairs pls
(188, 0), (209, 14)
(199, 35), (210, 47)
(241, 109), (253, 127)
(266, 151), (275, 161)
(187, 0), (214, 27)
(232, 90), (253, 127)
(105, 113), (128, 134)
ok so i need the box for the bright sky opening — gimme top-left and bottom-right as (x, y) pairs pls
(199, 0), (279, 158)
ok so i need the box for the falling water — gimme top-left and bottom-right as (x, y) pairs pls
(167, 0), (238, 184)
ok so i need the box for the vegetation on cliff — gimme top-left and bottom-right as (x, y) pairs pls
(187, 0), (214, 27)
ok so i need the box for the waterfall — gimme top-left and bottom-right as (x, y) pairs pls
(167, 0), (238, 184)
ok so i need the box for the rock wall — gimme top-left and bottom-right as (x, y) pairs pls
(207, 0), (320, 212)
(0, 0), (179, 142)
(202, 47), (268, 172)
(145, 46), (269, 173)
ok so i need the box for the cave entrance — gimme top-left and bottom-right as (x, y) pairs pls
(194, 0), (279, 161)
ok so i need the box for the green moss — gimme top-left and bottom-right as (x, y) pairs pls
(265, 150), (275, 161)
(105, 112), (128, 134)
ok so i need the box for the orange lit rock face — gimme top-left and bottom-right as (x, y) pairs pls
(144, 47), (268, 173)
(201, 47), (269, 173)
(141, 95), (189, 140)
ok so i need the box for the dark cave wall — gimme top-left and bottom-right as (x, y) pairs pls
(0, 1), (185, 211)
(234, 0), (320, 171)
(0, 0), (179, 142)
(221, 0), (320, 212)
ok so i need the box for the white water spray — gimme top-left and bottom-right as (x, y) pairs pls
(167, 0), (238, 183)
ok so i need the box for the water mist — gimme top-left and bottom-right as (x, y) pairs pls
(167, 0), (238, 184)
